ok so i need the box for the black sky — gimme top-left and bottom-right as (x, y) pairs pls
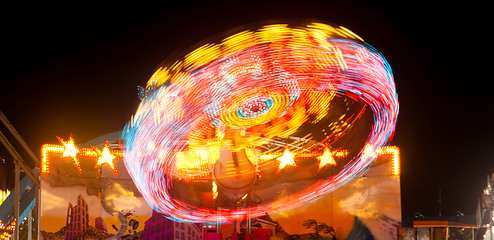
(1, 1), (492, 225)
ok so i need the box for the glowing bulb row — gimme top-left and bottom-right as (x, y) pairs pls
(173, 145), (402, 178)
(41, 135), (122, 176)
(41, 135), (400, 178)
(376, 145), (401, 176)
(274, 146), (400, 176)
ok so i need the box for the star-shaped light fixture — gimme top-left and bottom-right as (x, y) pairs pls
(92, 140), (119, 176)
(56, 134), (81, 172)
(363, 144), (378, 159)
(276, 146), (297, 174)
(317, 146), (337, 173)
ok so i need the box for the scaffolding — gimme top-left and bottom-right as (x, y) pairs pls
(0, 111), (40, 240)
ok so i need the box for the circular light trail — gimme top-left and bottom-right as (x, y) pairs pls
(123, 22), (398, 222)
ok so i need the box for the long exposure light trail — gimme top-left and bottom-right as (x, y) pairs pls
(123, 22), (398, 222)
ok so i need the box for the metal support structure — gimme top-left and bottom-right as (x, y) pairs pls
(14, 164), (20, 240)
(247, 214), (251, 233)
(0, 111), (40, 169)
(216, 208), (222, 234)
(0, 111), (41, 240)
(28, 210), (32, 240)
(37, 184), (41, 240)
(0, 129), (39, 188)
(247, 192), (251, 233)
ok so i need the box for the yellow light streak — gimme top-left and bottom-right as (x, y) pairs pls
(212, 181), (218, 200)
(0, 190), (9, 206)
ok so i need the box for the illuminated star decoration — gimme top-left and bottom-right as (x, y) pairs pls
(56, 135), (81, 172)
(317, 146), (337, 173)
(276, 146), (297, 174)
(92, 140), (119, 176)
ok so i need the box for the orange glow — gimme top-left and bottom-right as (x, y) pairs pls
(212, 181), (218, 200)
(173, 146), (349, 178)
(57, 135), (81, 172)
(154, 144), (399, 179)
(41, 135), (122, 176)
(0, 219), (15, 240)
(317, 146), (337, 172)
(41, 134), (399, 179)
(93, 140), (120, 177)
(276, 147), (297, 174)
(176, 147), (212, 178)
(296, 149), (349, 159)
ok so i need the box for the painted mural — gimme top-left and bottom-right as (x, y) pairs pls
(40, 135), (401, 240)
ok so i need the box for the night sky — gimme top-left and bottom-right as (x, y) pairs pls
(1, 1), (491, 225)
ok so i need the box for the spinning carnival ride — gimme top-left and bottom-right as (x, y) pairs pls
(122, 22), (399, 223)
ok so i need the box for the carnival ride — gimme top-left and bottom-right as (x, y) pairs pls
(122, 22), (399, 225)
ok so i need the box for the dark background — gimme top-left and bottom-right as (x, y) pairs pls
(1, 1), (491, 225)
